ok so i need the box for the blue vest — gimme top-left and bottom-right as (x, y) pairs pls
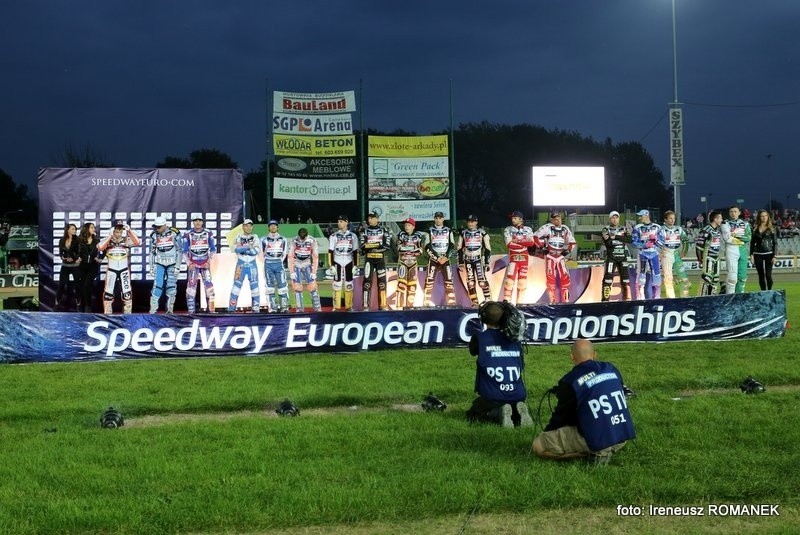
(566, 360), (636, 451)
(474, 329), (527, 403)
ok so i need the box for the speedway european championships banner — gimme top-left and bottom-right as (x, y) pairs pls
(272, 90), (358, 201)
(0, 291), (786, 363)
(37, 168), (243, 311)
(367, 135), (451, 222)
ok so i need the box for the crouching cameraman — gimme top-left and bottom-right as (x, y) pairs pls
(466, 301), (533, 428)
(532, 339), (635, 464)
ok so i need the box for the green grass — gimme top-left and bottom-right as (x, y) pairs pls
(0, 284), (798, 534)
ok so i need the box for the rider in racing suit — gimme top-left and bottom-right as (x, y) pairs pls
(631, 209), (662, 300)
(502, 210), (537, 304)
(261, 219), (289, 313)
(720, 205), (751, 293)
(395, 217), (425, 309)
(659, 210), (691, 298)
(328, 215), (360, 311)
(600, 211), (631, 301)
(183, 215), (216, 313)
(457, 214), (492, 306)
(148, 216), (182, 314)
(97, 219), (141, 314)
(423, 211), (456, 306)
(288, 227), (321, 312)
(360, 211), (393, 311)
(229, 218), (262, 313)
(533, 210), (576, 304)
(695, 211), (724, 296)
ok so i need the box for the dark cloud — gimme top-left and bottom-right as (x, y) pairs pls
(1, 0), (798, 216)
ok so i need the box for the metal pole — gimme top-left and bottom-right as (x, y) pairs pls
(671, 0), (682, 224)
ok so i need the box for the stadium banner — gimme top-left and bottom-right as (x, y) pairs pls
(37, 168), (243, 312)
(273, 177), (357, 201)
(367, 135), (449, 157)
(368, 157), (449, 179)
(368, 178), (450, 201)
(272, 113), (353, 136)
(273, 134), (356, 157)
(274, 156), (357, 179)
(368, 199), (450, 222)
(0, 274), (38, 289)
(273, 90), (357, 114)
(0, 291), (786, 363)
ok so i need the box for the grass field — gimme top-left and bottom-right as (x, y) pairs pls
(0, 282), (797, 534)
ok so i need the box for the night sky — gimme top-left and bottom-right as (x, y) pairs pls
(2, 0), (798, 217)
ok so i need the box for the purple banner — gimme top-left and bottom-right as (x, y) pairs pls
(0, 291), (786, 363)
(37, 168), (243, 311)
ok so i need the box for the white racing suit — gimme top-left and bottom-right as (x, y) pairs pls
(288, 235), (321, 312)
(720, 218), (751, 293)
(632, 222), (662, 300)
(503, 224), (536, 304)
(261, 232), (289, 312)
(229, 232), (262, 312)
(183, 228), (216, 313)
(458, 227), (492, 306)
(98, 230), (140, 314)
(423, 226), (456, 306)
(395, 230), (425, 308)
(659, 224), (690, 298)
(149, 227), (182, 313)
(533, 223), (576, 304)
(328, 230), (359, 311)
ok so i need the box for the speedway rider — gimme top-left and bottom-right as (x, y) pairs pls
(503, 210), (537, 304)
(360, 211), (393, 311)
(533, 210), (576, 305)
(148, 216), (182, 314)
(183, 215), (216, 313)
(659, 210), (691, 298)
(720, 205), (751, 293)
(631, 209), (662, 300)
(228, 218), (262, 313)
(395, 217), (426, 308)
(261, 219), (290, 313)
(457, 214), (492, 306)
(288, 227), (321, 313)
(600, 210), (631, 302)
(97, 219), (141, 314)
(695, 210), (724, 296)
(422, 211), (456, 306)
(327, 215), (360, 311)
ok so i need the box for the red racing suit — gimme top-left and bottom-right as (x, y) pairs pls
(502, 224), (536, 304)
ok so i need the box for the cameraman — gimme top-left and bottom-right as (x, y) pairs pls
(466, 301), (533, 428)
(532, 339), (635, 464)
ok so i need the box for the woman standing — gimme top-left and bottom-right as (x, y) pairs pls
(77, 222), (101, 312)
(55, 223), (81, 310)
(750, 209), (778, 290)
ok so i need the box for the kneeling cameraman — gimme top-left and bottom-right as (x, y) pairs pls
(532, 339), (635, 464)
(467, 301), (533, 428)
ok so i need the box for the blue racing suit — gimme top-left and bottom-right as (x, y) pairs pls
(148, 227), (182, 313)
(183, 227), (216, 313)
(229, 231), (262, 312)
(261, 232), (289, 312)
(632, 222), (662, 299)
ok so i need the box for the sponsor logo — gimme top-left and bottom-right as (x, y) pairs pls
(273, 113), (353, 135)
(417, 179), (448, 198)
(277, 158), (307, 172)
